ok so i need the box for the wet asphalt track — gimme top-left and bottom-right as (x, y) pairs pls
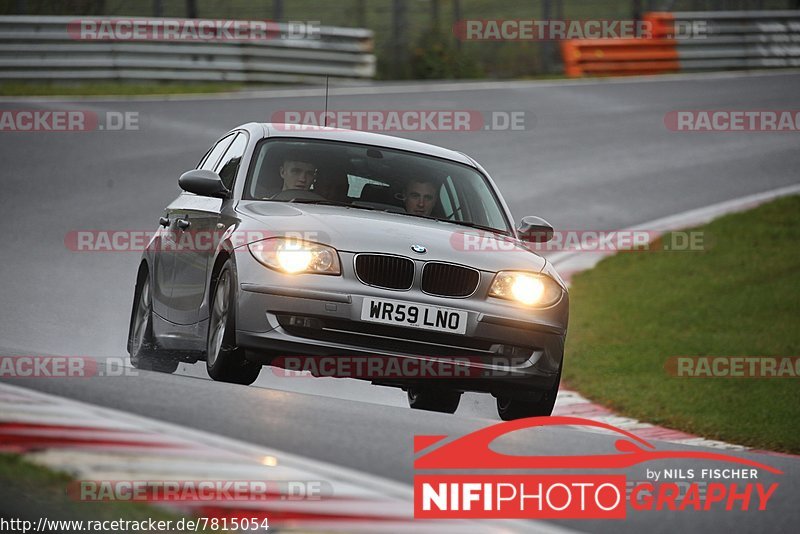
(1, 71), (799, 532)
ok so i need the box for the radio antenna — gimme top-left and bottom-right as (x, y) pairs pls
(323, 76), (330, 127)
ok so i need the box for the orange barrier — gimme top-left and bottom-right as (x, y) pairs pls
(562, 10), (800, 77)
(642, 12), (676, 39)
(560, 38), (678, 77)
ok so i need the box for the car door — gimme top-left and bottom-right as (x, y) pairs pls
(164, 133), (236, 325)
(151, 207), (177, 321)
(169, 132), (248, 326)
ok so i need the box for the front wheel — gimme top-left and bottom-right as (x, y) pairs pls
(407, 387), (461, 414)
(128, 272), (179, 374)
(206, 260), (261, 385)
(496, 368), (561, 421)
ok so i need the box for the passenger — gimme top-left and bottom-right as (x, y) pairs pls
(402, 178), (440, 217)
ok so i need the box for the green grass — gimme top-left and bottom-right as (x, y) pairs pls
(0, 454), (226, 531)
(0, 454), (179, 521)
(564, 195), (800, 453)
(0, 81), (244, 97)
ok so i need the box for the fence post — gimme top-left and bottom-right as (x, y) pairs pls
(453, 0), (462, 50)
(356, 0), (366, 28)
(186, 0), (197, 19)
(541, 0), (553, 74)
(391, 0), (408, 78)
(633, 0), (643, 21)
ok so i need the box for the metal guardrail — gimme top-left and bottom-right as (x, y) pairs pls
(647, 10), (800, 70)
(562, 10), (800, 77)
(0, 16), (376, 84)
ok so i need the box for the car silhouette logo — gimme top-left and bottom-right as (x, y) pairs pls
(411, 244), (427, 254)
(413, 416), (783, 473)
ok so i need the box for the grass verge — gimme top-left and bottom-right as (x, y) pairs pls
(564, 195), (800, 453)
(0, 453), (221, 531)
(0, 82), (244, 97)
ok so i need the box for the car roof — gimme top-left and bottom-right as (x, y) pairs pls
(233, 122), (476, 167)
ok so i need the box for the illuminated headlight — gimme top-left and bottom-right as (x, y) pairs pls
(488, 271), (562, 307)
(248, 238), (340, 275)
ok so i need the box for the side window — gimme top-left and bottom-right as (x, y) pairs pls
(215, 133), (247, 190)
(199, 133), (236, 171)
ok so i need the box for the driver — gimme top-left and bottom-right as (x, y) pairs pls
(402, 178), (440, 217)
(279, 151), (317, 191)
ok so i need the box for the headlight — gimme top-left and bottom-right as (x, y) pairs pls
(488, 271), (562, 307)
(248, 238), (341, 275)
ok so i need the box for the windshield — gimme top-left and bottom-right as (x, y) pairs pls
(243, 138), (512, 235)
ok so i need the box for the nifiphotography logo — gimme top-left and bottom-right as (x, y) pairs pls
(413, 416), (782, 519)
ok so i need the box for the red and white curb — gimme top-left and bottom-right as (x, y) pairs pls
(549, 183), (800, 456)
(0, 382), (573, 533)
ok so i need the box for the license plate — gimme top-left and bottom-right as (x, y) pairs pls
(360, 297), (468, 335)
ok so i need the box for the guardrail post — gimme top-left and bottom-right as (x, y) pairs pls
(453, 0), (462, 50)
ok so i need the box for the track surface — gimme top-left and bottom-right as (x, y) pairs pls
(1, 72), (799, 532)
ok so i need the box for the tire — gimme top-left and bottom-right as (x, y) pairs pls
(496, 368), (561, 421)
(206, 260), (261, 385)
(407, 387), (461, 414)
(128, 272), (179, 374)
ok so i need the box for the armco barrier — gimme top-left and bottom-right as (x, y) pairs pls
(0, 16), (376, 84)
(561, 39), (679, 77)
(562, 10), (800, 77)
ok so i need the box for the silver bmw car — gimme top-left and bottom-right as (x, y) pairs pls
(127, 123), (568, 419)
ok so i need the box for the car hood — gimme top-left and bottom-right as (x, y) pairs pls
(236, 201), (545, 273)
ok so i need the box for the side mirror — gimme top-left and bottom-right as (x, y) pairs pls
(517, 216), (554, 243)
(178, 169), (230, 199)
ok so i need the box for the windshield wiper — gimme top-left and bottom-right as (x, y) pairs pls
(436, 219), (512, 236)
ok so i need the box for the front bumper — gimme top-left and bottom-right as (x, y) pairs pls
(234, 250), (568, 395)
